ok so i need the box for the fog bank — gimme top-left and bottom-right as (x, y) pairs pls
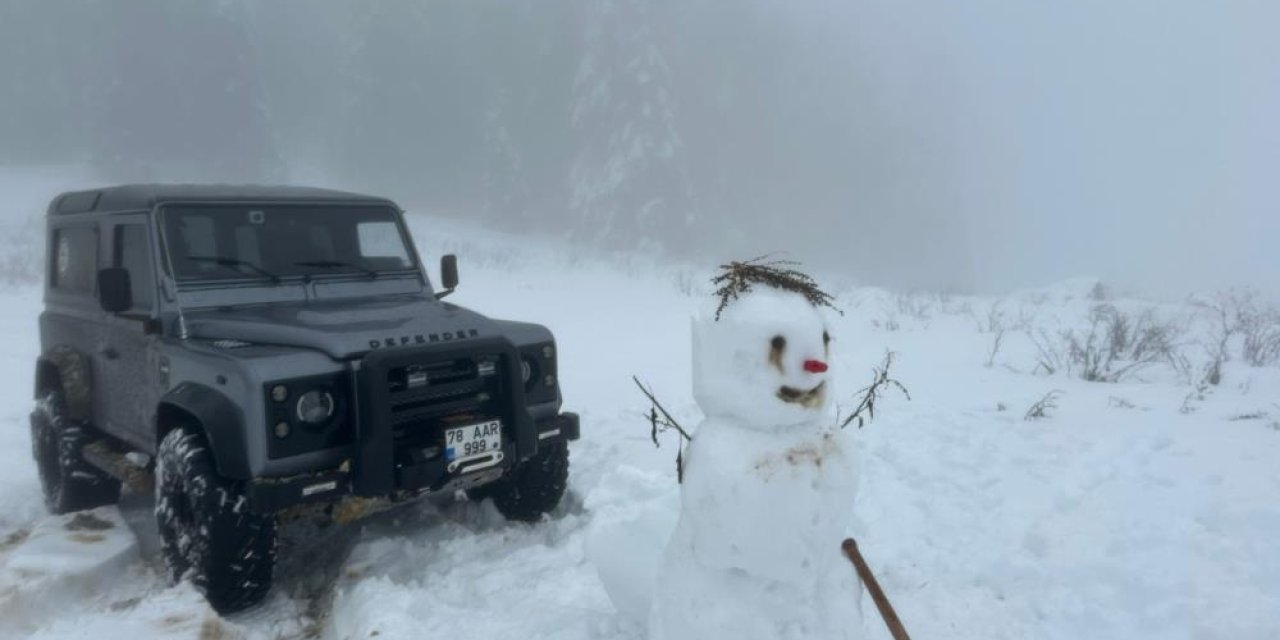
(1, 1), (1274, 297)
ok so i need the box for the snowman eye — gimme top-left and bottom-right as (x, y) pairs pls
(768, 335), (786, 372)
(823, 331), (831, 345)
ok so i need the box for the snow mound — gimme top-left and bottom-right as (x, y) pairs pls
(327, 499), (617, 640)
(1008, 276), (1107, 304)
(584, 465), (679, 624)
(0, 507), (139, 634)
(28, 582), (242, 640)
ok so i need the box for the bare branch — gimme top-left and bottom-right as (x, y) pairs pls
(1024, 389), (1063, 421)
(634, 377), (691, 442)
(838, 351), (912, 430)
(985, 327), (1006, 368)
(634, 376), (691, 482)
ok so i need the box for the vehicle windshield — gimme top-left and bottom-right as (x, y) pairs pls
(160, 205), (417, 282)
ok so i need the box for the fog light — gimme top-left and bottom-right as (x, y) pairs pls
(271, 385), (288, 402)
(542, 345), (554, 359)
(274, 421), (290, 438)
(544, 374), (555, 388)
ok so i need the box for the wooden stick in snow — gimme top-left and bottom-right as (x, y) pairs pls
(842, 538), (912, 640)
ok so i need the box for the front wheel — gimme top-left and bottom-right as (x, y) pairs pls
(155, 427), (277, 614)
(472, 440), (570, 522)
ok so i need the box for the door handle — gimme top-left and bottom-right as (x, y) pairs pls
(100, 347), (119, 360)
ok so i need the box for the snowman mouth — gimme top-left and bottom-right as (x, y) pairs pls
(777, 381), (827, 408)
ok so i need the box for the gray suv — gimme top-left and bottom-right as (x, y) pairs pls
(31, 185), (579, 612)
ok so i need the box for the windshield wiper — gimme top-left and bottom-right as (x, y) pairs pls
(186, 255), (281, 283)
(294, 260), (380, 279)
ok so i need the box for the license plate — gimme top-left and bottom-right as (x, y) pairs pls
(444, 420), (502, 462)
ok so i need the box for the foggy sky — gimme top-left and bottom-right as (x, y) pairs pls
(0, 1), (1275, 298)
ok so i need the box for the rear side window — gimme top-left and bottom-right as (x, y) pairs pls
(51, 226), (97, 294)
(114, 225), (154, 310)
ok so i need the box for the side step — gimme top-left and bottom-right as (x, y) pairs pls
(82, 439), (153, 494)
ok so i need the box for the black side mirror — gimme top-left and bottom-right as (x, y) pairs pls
(436, 254), (459, 299)
(97, 267), (133, 313)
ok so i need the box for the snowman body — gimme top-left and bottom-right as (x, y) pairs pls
(649, 289), (864, 640)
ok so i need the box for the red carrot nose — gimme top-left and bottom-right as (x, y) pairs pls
(804, 359), (828, 373)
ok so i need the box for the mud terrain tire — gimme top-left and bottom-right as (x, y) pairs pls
(473, 440), (569, 522)
(30, 390), (121, 514)
(156, 427), (277, 614)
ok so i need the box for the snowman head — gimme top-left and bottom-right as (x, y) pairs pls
(692, 288), (834, 430)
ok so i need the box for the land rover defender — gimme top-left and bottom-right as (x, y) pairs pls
(30, 184), (579, 612)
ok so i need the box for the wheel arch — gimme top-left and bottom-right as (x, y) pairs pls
(157, 383), (252, 479)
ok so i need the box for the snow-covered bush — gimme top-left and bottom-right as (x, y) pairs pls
(1192, 289), (1256, 363)
(1031, 304), (1184, 383)
(1191, 289), (1280, 369)
(1241, 308), (1280, 367)
(977, 300), (1035, 335)
(895, 292), (934, 323)
(0, 214), (43, 284)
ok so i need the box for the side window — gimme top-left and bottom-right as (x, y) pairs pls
(357, 221), (411, 268)
(114, 225), (154, 310)
(51, 226), (97, 294)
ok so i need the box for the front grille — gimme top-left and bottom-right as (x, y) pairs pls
(354, 337), (535, 496)
(385, 357), (503, 450)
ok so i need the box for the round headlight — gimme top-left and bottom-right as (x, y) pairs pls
(296, 390), (335, 425)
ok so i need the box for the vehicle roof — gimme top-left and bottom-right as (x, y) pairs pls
(47, 184), (398, 216)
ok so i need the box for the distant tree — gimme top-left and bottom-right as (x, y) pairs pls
(86, 0), (282, 182)
(474, 0), (577, 229)
(569, 0), (698, 250)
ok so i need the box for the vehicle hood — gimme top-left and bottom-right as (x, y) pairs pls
(184, 296), (505, 359)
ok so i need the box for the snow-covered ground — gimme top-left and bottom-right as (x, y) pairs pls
(0, 187), (1278, 638)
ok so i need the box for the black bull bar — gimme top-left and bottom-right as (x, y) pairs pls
(352, 336), (535, 496)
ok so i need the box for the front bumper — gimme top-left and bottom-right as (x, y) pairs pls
(247, 412), (579, 514)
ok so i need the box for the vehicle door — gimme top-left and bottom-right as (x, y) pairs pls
(96, 217), (164, 448)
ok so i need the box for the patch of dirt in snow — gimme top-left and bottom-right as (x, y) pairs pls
(64, 512), (114, 531)
(0, 527), (31, 554)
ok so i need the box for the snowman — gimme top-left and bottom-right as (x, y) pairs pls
(648, 285), (864, 640)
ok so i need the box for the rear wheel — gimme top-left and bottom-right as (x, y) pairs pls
(156, 427), (277, 614)
(472, 440), (570, 522)
(30, 390), (121, 514)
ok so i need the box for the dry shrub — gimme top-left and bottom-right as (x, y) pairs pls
(1032, 304), (1184, 383)
(1241, 308), (1280, 367)
(1192, 288), (1280, 367)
